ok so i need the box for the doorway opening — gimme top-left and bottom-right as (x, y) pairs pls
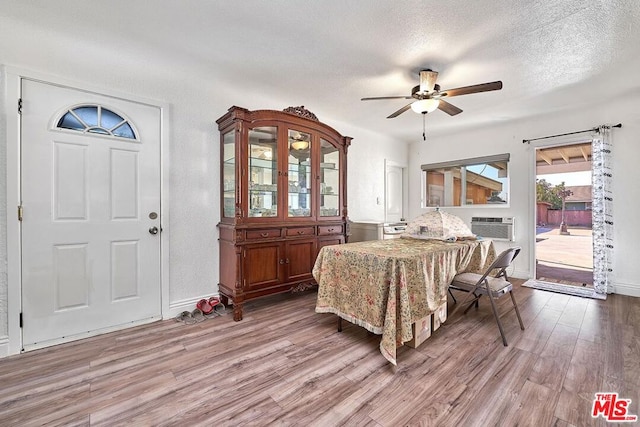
(535, 142), (593, 289)
(384, 159), (407, 223)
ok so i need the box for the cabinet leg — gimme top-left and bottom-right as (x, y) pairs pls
(233, 303), (243, 321)
(220, 294), (230, 306)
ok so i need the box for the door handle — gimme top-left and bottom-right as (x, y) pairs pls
(149, 226), (159, 235)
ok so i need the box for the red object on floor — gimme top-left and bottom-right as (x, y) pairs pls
(196, 298), (214, 315)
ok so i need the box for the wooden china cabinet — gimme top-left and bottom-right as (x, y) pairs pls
(216, 106), (352, 321)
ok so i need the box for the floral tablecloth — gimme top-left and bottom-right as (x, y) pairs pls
(313, 238), (496, 365)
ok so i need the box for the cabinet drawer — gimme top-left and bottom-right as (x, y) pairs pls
(286, 227), (316, 237)
(245, 228), (282, 240)
(318, 225), (343, 235)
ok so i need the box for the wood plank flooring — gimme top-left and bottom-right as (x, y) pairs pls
(1, 280), (639, 426)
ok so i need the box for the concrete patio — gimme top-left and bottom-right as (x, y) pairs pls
(535, 226), (593, 286)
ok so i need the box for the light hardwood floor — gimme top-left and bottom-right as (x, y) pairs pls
(1, 280), (638, 426)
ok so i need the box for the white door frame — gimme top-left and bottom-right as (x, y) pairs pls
(384, 159), (408, 223)
(4, 67), (171, 355)
(528, 135), (592, 282)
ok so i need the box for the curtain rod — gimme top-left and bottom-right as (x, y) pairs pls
(522, 123), (622, 144)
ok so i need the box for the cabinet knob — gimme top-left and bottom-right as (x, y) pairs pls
(328, 228), (334, 232)
(279, 259), (285, 264)
(260, 232), (269, 237)
(297, 230), (305, 235)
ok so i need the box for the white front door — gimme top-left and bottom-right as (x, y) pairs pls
(20, 79), (162, 350)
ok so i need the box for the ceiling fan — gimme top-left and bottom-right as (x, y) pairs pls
(361, 69), (503, 119)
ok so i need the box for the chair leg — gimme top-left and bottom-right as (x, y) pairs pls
(448, 288), (457, 304)
(337, 316), (342, 332)
(447, 293), (470, 323)
(463, 293), (481, 314)
(509, 291), (525, 330)
(486, 293), (508, 346)
(448, 289), (480, 322)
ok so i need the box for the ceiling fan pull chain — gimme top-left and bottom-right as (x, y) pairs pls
(423, 112), (426, 141)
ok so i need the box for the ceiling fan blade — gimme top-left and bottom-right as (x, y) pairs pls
(361, 95), (413, 101)
(437, 99), (463, 116)
(387, 103), (412, 118)
(441, 81), (503, 97)
(419, 69), (438, 93)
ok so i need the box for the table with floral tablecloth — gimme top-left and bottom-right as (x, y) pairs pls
(313, 237), (496, 365)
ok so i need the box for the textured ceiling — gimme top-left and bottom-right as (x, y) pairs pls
(2, 0), (639, 142)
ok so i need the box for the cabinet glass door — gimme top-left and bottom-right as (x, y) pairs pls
(320, 138), (340, 217)
(248, 126), (278, 217)
(287, 129), (312, 218)
(222, 130), (236, 218)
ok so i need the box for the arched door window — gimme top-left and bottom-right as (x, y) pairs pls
(56, 105), (137, 140)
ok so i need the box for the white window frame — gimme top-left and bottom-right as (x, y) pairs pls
(421, 153), (510, 208)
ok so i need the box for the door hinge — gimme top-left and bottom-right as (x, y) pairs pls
(19, 312), (23, 328)
(18, 98), (22, 115)
(18, 205), (23, 222)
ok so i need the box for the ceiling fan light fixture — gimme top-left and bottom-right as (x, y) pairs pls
(411, 98), (440, 114)
(290, 140), (309, 150)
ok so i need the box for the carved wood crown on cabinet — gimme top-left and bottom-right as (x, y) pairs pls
(216, 106), (352, 321)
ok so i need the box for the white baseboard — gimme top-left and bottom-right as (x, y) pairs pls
(167, 294), (221, 319)
(512, 269), (529, 280)
(612, 280), (640, 298)
(0, 337), (10, 359)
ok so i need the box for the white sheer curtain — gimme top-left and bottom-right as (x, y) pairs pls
(591, 126), (614, 294)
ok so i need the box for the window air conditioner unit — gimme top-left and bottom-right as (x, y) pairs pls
(471, 217), (515, 241)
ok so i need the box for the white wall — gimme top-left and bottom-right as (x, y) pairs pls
(408, 92), (640, 296)
(0, 43), (405, 354)
(336, 122), (408, 222)
(0, 67), (8, 349)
